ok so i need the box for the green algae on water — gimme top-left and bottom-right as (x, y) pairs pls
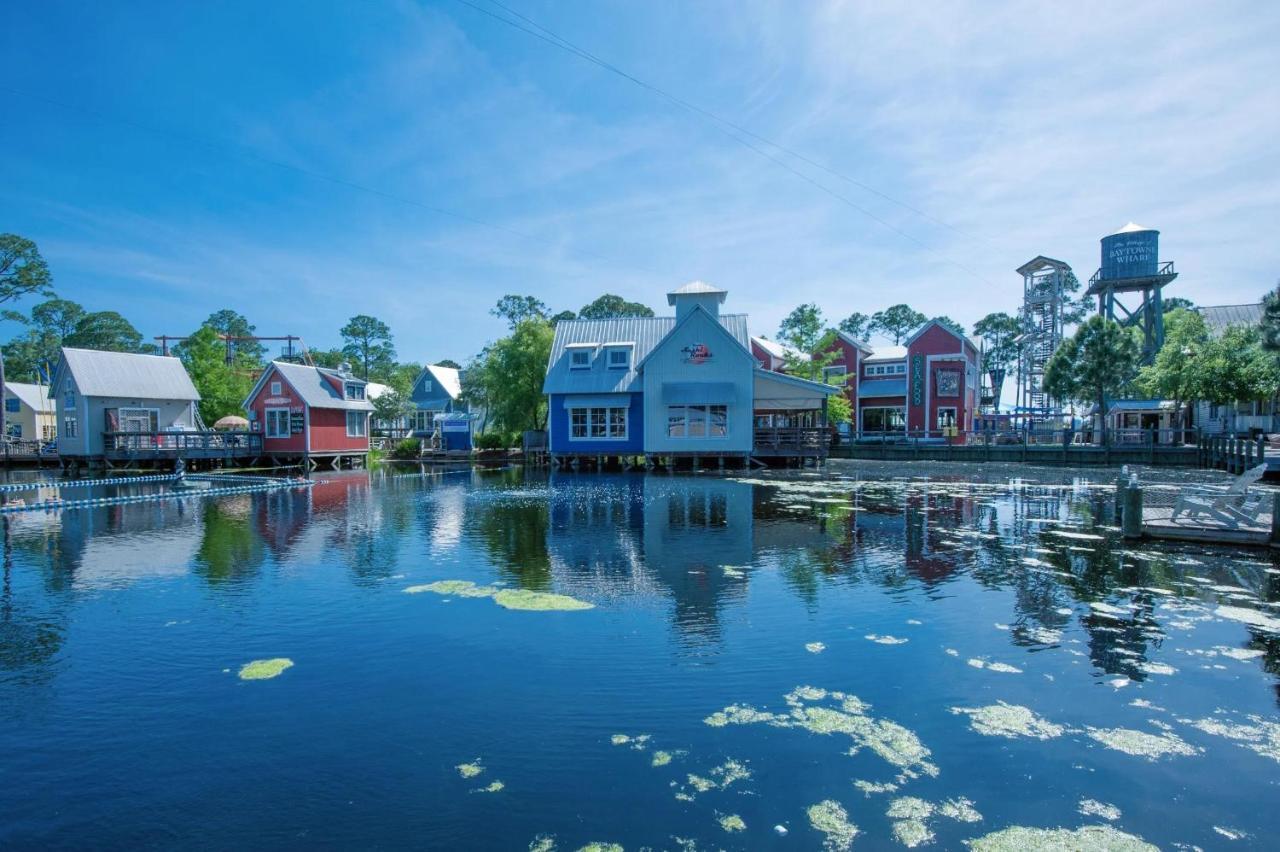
(576, 844), (623, 852)
(806, 641), (827, 654)
(651, 750), (673, 767)
(238, 658), (294, 680)
(456, 760), (484, 778)
(892, 818), (934, 848)
(853, 779), (898, 796)
(528, 835), (557, 852)
(687, 773), (716, 793)
(886, 797), (933, 820)
(404, 580), (496, 597)
(718, 813), (746, 833)
(950, 702), (1064, 740)
(965, 824), (1157, 851)
(709, 758), (751, 787)
(1078, 799), (1121, 821)
(938, 797), (983, 823)
(477, 780), (504, 793)
(1085, 726), (1200, 759)
(807, 799), (858, 851)
(492, 588), (594, 611)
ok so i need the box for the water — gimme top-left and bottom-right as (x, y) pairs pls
(1, 462), (1278, 850)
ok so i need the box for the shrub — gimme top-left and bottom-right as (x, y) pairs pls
(391, 438), (422, 459)
(475, 431), (508, 451)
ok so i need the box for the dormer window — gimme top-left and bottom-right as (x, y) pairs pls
(345, 382), (366, 400)
(571, 351), (590, 369)
(607, 349), (630, 370)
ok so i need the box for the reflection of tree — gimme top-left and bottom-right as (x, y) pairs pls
(344, 485), (417, 587)
(0, 516), (66, 684)
(193, 498), (264, 584)
(476, 495), (552, 590)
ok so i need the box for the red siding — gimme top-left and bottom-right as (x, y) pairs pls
(308, 406), (369, 453)
(905, 323), (979, 434)
(247, 365), (307, 453)
(819, 336), (863, 412)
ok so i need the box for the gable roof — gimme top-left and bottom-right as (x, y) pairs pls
(834, 330), (874, 354)
(864, 344), (907, 362)
(420, 364), (462, 400)
(752, 367), (840, 395)
(543, 309), (750, 395)
(1015, 255), (1071, 276)
(245, 361), (373, 411)
(1198, 303), (1262, 336)
(55, 348), (200, 401)
(751, 335), (810, 363)
(3, 381), (54, 413)
(904, 319), (980, 352)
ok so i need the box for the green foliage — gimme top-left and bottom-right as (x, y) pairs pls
(391, 438), (422, 459)
(203, 309), (266, 365)
(1, 297), (86, 380)
(1161, 297), (1195, 314)
(340, 314), (396, 380)
(0, 234), (54, 305)
(64, 310), (145, 351)
(474, 318), (554, 433)
(577, 294), (654, 319)
(178, 326), (254, 424)
(1260, 284), (1280, 354)
(308, 347), (346, 368)
(972, 312), (1021, 371)
(549, 310), (577, 326)
(1043, 316), (1140, 438)
(837, 311), (870, 341)
(778, 304), (826, 354)
(1135, 309), (1210, 405)
(933, 315), (965, 336)
(826, 391), (852, 426)
(434, 358), (462, 370)
(870, 304), (926, 344)
(386, 362), (421, 396)
(475, 431), (509, 450)
(1060, 270), (1093, 326)
(31, 299), (85, 338)
(1197, 325), (1279, 405)
(491, 295), (548, 329)
(371, 386), (413, 426)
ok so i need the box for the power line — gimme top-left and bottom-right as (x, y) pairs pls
(0, 85), (672, 281)
(450, 0), (997, 282)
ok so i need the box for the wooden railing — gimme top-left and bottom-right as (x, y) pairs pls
(754, 426), (827, 453)
(103, 430), (264, 457)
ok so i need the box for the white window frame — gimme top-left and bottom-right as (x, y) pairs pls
(270, 381), (282, 396)
(346, 410), (368, 438)
(570, 350), (592, 370)
(265, 407), (291, 439)
(421, 378), (434, 393)
(936, 406), (958, 430)
(823, 365), (847, 382)
(63, 416), (78, 438)
(666, 404), (728, 439)
(345, 382), (366, 400)
(568, 406), (627, 441)
(64, 378), (76, 410)
(606, 348), (630, 370)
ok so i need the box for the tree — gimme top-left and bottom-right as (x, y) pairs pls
(434, 358), (462, 370)
(1135, 309), (1211, 429)
(474, 318), (554, 434)
(577, 294), (654, 319)
(340, 314), (396, 380)
(777, 304), (831, 381)
(1198, 325), (1279, 408)
(64, 311), (145, 352)
(308, 347), (346, 369)
(178, 326), (254, 424)
(1162, 297), (1195, 314)
(1060, 270), (1094, 327)
(30, 298), (85, 340)
(870, 304), (926, 344)
(1042, 316), (1140, 444)
(204, 309), (266, 364)
(371, 386), (413, 431)
(1260, 283), (1280, 354)
(1, 297), (86, 381)
(0, 234), (55, 439)
(837, 311), (870, 342)
(933, 316), (965, 336)
(550, 310), (577, 326)
(491, 295), (548, 329)
(973, 311), (1022, 403)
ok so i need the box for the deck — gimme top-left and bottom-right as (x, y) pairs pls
(101, 431), (264, 462)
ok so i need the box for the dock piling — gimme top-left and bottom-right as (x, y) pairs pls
(1121, 484), (1143, 539)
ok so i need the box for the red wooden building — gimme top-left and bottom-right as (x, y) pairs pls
(242, 361), (374, 468)
(819, 320), (980, 440)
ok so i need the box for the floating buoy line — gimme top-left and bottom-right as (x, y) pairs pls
(0, 474), (311, 514)
(0, 473), (181, 493)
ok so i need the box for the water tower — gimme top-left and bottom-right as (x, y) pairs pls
(1086, 223), (1177, 363)
(1014, 256), (1072, 425)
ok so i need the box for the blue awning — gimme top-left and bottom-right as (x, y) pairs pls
(561, 394), (632, 409)
(662, 382), (737, 404)
(858, 379), (906, 398)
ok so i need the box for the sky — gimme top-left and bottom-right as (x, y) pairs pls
(2, 0), (1278, 366)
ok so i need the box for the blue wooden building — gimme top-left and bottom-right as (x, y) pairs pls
(543, 282), (838, 468)
(408, 364), (465, 436)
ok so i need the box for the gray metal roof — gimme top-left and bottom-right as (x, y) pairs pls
(543, 313), (750, 395)
(668, 280), (726, 297)
(57, 348), (200, 401)
(1198, 303), (1262, 336)
(251, 361), (374, 411)
(858, 378), (907, 398)
(3, 381), (53, 413)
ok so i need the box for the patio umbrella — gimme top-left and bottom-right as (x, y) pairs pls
(213, 415), (249, 431)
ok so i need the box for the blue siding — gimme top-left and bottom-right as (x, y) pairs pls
(549, 393), (644, 453)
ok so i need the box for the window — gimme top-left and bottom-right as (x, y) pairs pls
(42, 424), (55, 441)
(63, 416), (78, 438)
(270, 381), (282, 396)
(64, 379), (76, 410)
(265, 408), (291, 438)
(345, 382), (366, 400)
(823, 365), (847, 382)
(346, 411), (367, 437)
(607, 348), (630, 370)
(862, 406), (905, 432)
(570, 350), (591, 369)
(421, 379), (434, 393)
(413, 410), (432, 432)
(936, 407), (957, 430)
(4, 398), (19, 413)
(666, 405), (728, 438)
(569, 406), (626, 440)
(7, 424), (20, 438)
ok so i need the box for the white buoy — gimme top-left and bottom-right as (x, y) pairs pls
(774, 824), (788, 836)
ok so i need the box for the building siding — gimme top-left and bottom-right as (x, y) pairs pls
(247, 365), (308, 453)
(548, 392), (644, 453)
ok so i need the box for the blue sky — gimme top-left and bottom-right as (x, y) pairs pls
(2, 1), (1278, 365)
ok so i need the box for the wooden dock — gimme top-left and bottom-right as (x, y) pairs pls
(1140, 506), (1272, 547)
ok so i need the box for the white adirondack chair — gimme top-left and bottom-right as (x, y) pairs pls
(1171, 463), (1269, 525)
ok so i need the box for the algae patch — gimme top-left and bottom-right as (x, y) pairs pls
(493, 589), (594, 611)
(238, 658), (294, 681)
(866, 634), (909, 645)
(456, 760), (484, 778)
(404, 580), (496, 597)
(477, 780), (505, 793)
(806, 641), (827, 654)
(1078, 799), (1121, 821)
(950, 702), (1064, 740)
(718, 813), (746, 833)
(1085, 726), (1200, 760)
(807, 799), (858, 851)
(965, 824), (1157, 851)
(651, 750), (673, 767)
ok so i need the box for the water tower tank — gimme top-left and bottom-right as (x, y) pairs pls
(1100, 222), (1159, 280)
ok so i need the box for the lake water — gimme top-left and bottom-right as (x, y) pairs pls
(1, 462), (1278, 850)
